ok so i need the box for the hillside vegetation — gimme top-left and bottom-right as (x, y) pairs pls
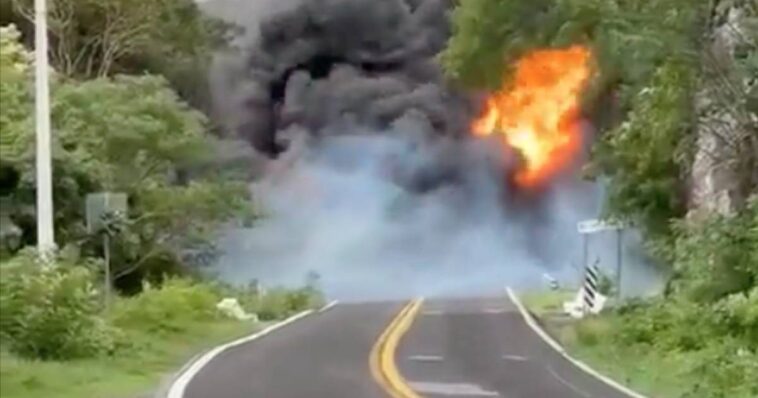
(444, 0), (757, 397)
(0, 8), (321, 396)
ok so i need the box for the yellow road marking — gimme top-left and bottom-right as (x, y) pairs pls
(370, 299), (424, 398)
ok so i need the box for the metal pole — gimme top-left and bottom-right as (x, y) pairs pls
(582, 234), (589, 282)
(616, 229), (623, 299)
(103, 233), (111, 310)
(35, 0), (55, 258)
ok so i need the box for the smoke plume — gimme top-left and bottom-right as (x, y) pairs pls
(209, 0), (473, 154)
(203, 0), (664, 300)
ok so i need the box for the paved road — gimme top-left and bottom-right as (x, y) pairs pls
(398, 297), (631, 398)
(181, 297), (634, 398)
(184, 302), (402, 398)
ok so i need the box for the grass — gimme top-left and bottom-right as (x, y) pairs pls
(520, 291), (689, 398)
(568, 337), (691, 398)
(0, 319), (264, 398)
(556, 315), (691, 398)
(520, 289), (575, 316)
(0, 268), (323, 398)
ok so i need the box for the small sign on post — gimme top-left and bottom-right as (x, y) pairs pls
(86, 192), (127, 310)
(577, 218), (627, 301)
(86, 193), (128, 234)
(577, 218), (625, 234)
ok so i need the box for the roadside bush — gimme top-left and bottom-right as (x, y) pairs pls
(0, 253), (116, 360)
(252, 290), (290, 321)
(684, 341), (758, 398)
(246, 287), (323, 321)
(715, 288), (758, 346)
(111, 278), (220, 335)
(208, 281), (324, 321)
(253, 289), (300, 321)
(613, 302), (662, 346)
(209, 280), (264, 314)
(575, 317), (613, 347)
(667, 200), (758, 302)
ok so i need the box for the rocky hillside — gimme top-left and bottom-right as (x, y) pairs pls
(691, 0), (757, 216)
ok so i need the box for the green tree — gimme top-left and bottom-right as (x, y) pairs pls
(667, 200), (758, 302)
(442, 3), (758, 396)
(442, 0), (705, 235)
(5, 0), (227, 109)
(0, 24), (252, 287)
(591, 60), (695, 236)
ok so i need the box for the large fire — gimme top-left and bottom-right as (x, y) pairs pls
(472, 45), (593, 188)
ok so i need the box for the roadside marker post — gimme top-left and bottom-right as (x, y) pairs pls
(582, 262), (601, 313)
(577, 218), (626, 301)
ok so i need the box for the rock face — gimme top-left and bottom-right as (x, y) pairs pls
(690, 1), (757, 216)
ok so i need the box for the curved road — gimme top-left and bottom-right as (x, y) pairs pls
(181, 297), (634, 398)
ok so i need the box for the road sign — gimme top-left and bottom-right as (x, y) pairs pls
(86, 192), (127, 311)
(86, 192), (127, 234)
(577, 218), (624, 234)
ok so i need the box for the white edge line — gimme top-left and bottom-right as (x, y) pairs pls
(319, 300), (339, 312)
(505, 287), (650, 398)
(166, 309), (315, 398)
(546, 365), (593, 398)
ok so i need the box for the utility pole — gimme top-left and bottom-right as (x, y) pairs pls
(35, 0), (55, 258)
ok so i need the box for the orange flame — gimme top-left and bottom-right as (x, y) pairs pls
(472, 45), (593, 188)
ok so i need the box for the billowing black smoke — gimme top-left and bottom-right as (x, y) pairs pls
(202, 0), (664, 300)
(212, 0), (475, 156)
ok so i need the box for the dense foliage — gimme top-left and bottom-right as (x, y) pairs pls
(0, 0), (227, 109)
(667, 200), (758, 302)
(445, 1), (757, 396)
(559, 201), (758, 398)
(592, 60), (695, 236)
(0, 24), (252, 287)
(0, 23), (326, 398)
(0, 17), (321, 372)
(0, 252), (116, 359)
(0, 251), (323, 361)
(443, 0), (706, 235)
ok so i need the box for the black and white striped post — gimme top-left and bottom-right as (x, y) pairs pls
(577, 218), (627, 311)
(582, 262), (601, 313)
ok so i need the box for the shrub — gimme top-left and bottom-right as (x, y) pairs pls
(716, 288), (758, 346)
(667, 200), (758, 302)
(684, 341), (758, 398)
(242, 287), (323, 321)
(575, 317), (613, 347)
(110, 278), (220, 335)
(209, 280), (264, 315)
(0, 253), (116, 359)
(252, 290), (291, 321)
(613, 302), (661, 346)
(208, 280), (324, 321)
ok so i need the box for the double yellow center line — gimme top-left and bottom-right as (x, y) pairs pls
(369, 299), (424, 398)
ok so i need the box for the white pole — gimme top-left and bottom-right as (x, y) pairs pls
(35, 0), (55, 257)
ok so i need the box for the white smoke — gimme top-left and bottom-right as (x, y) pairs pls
(212, 123), (664, 301)
(200, 0), (666, 301)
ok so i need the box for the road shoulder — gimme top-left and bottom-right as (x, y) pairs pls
(507, 288), (649, 398)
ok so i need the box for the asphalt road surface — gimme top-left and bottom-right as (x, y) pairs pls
(184, 302), (401, 398)
(182, 297), (634, 398)
(397, 298), (632, 398)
